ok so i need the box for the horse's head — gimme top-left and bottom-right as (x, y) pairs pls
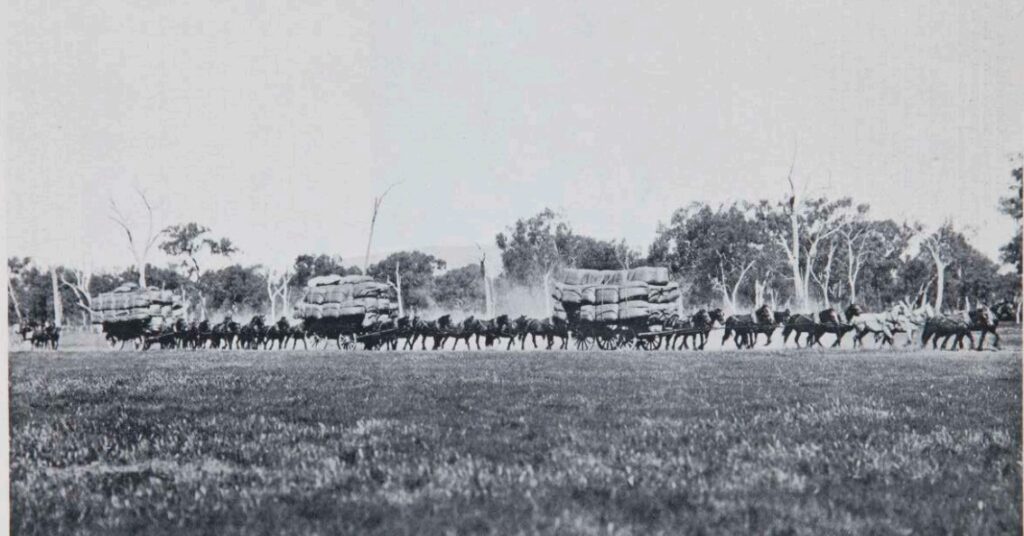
(438, 314), (451, 328)
(774, 309), (791, 324)
(692, 309), (712, 327)
(755, 304), (773, 324)
(845, 303), (863, 320)
(971, 306), (995, 328)
(819, 308), (840, 325)
(708, 308), (725, 324)
(495, 314), (509, 326)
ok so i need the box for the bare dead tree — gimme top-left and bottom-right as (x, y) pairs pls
(810, 240), (838, 309)
(60, 267), (95, 323)
(777, 142), (805, 308)
(395, 259), (404, 317)
(921, 223), (956, 312)
(476, 244), (492, 317)
(266, 269), (293, 320)
(7, 259), (26, 325)
(363, 182), (402, 272)
(109, 188), (163, 288)
(711, 253), (756, 313)
(50, 269), (63, 327)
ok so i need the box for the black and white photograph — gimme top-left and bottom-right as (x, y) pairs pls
(2, 1), (1023, 534)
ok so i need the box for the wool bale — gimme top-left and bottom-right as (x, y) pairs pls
(306, 287), (327, 305)
(578, 305), (596, 322)
(336, 275), (374, 285)
(648, 282), (681, 304)
(320, 303), (342, 317)
(596, 303), (619, 322)
(618, 301), (651, 320)
(95, 294), (116, 310)
(558, 285), (583, 305)
(627, 266), (669, 286)
(129, 308), (151, 321)
(307, 274), (345, 287)
(595, 286), (619, 305)
(337, 305), (366, 317)
(551, 284), (563, 302)
(618, 282), (650, 301)
(580, 286), (597, 304)
(353, 281), (387, 299)
(324, 286), (352, 303)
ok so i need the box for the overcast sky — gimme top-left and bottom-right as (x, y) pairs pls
(5, 0), (1023, 273)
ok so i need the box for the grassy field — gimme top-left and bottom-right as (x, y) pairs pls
(9, 342), (1022, 535)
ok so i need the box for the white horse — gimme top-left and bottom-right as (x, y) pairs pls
(890, 301), (934, 345)
(849, 304), (908, 348)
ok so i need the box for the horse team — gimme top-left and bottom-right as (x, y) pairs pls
(61, 298), (1010, 352)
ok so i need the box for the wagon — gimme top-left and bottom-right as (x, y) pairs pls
(294, 275), (399, 350)
(564, 304), (654, 351)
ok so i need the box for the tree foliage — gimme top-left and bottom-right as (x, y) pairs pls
(495, 209), (574, 285)
(433, 264), (485, 312)
(998, 155), (1022, 274)
(367, 251), (446, 311)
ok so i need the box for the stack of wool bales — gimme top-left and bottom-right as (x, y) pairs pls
(551, 267), (680, 322)
(294, 274), (397, 327)
(91, 283), (184, 324)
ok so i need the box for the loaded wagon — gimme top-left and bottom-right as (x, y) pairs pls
(90, 283), (186, 348)
(552, 267), (682, 350)
(293, 274), (398, 349)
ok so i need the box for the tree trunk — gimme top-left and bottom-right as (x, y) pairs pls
(480, 257), (493, 317)
(267, 278), (277, 320)
(934, 263), (946, 312)
(51, 270), (63, 327)
(790, 203), (804, 308)
(395, 260), (404, 317)
(814, 243), (836, 309)
(282, 284), (290, 318)
(8, 279), (24, 324)
(543, 270), (552, 316)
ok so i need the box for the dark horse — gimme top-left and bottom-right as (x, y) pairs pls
(721, 305), (772, 349)
(970, 306), (1000, 350)
(210, 317), (241, 349)
(921, 313), (975, 350)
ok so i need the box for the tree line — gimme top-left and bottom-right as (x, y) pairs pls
(7, 158), (1022, 325)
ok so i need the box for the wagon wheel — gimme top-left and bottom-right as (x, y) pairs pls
(576, 336), (593, 350)
(620, 327), (641, 350)
(595, 336), (612, 350)
(339, 335), (357, 351)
